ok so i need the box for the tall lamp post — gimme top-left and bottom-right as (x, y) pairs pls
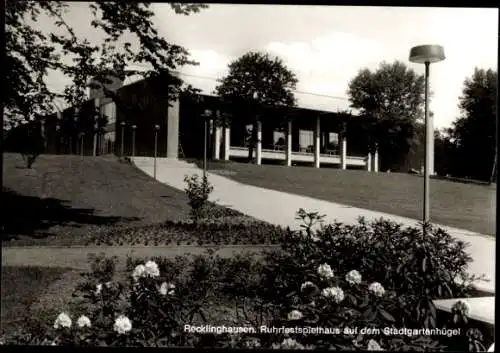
(79, 132), (85, 160)
(55, 123), (61, 155)
(409, 44), (445, 227)
(131, 125), (137, 157)
(201, 109), (212, 180)
(154, 124), (160, 180)
(120, 121), (126, 157)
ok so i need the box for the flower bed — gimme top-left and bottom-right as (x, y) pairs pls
(84, 218), (287, 246)
(1, 213), (489, 350)
(83, 200), (287, 246)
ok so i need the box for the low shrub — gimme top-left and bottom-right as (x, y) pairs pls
(260, 210), (482, 330)
(184, 174), (213, 223)
(1, 211), (488, 350)
(85, 218), (287, 246)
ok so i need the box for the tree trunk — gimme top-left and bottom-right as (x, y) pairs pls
(489, 147), (497, 184)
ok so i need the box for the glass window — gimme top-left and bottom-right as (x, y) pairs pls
(273, 131), (285, 145)
(299, 130), (313, 149)
(105, 131), (116, 142)
(329, 132), (339, 144)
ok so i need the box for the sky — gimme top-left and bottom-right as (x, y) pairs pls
(42, 4), (498, 129)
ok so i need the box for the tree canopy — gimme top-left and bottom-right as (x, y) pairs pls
(448, 68), (497, 181)
(214, 51), (298, 161)
(4, 1), (208, 129)
(347, 61), (426, 171)
(215, 51), (298, 124)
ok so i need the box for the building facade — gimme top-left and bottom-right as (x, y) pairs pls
(14, 74), (380, 171)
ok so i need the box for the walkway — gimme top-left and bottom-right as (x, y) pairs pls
(132, 157), (496, 294)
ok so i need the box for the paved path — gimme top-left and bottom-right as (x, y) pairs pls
(1, 245), (274, 271)
(132, 157), (496, 294)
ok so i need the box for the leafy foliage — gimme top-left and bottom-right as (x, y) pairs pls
(446, 68), (497, 182)
(4, 1), (64, 124)
(5, 2), (207, 127)
(347, 61), (425, 171)
(1, 213), (488, 350)
(3, 120), (45, 168)
(215, 51), (298, 161)
(183, 174), (214, 223)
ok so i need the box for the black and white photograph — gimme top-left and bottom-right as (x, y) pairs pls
(1, 2), (497, 350)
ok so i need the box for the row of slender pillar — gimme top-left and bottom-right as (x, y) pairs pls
(212, 116), (379, 172)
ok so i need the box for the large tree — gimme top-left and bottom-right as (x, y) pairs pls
(215, 51), (298, 161)
(347, 61), (425, 171)
(5, 2), (207, 126)
(3, 1), (207, 172)
(450, 68), (497, 182)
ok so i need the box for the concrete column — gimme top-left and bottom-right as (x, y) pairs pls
(214, 125), (222, 160)
(374, 146), (379, 173)
(286, 120), (292, 167)
(366, 152), (372, 172)
(256, 120), (262, 165)
(223, 125), (230, 160)
(314, 116), (320, 168)
(166, 98), (179, 159)
(340, 137), (347, 170)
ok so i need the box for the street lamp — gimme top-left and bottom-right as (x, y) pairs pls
(79, 132), (85, 159)
(409, 44), (445, 227)
(154, 124), (160, 180)
(131, 125), (137, 157)
(201, 109), (212, 179)
(120, 121), (126, 157)
(55, 123), (61, 155)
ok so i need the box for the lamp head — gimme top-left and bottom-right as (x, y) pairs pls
(154, 124), (160, 130)
(121, 121), (126, 126)
(409, 45), (445, 64)
(132, 125), (137, 129)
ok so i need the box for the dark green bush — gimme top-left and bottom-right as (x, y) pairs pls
(258, 210), (482, 332)
(183, 174), (213, 222)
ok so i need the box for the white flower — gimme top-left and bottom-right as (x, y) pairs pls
(452, 299), (471, 318)
(95, 283), (103, 295)
(245, 338), (261, 348)
(321, 286), (345, 303)
(105, 281), (112, 288)
(113, 315), (132, 334)
(280, 338), (305, 349)
(317, 263), (334, 279)
(144, 260), (160, 278)
(368, 282), (386, 297)
(132, 264), (146, 281)
(287, 310), (303, 320)
(367, 339), (383, 351)
(76, 315), (91, 328)
(345, 270), (362, 285)
(159, 282), (175, 296)
(53, 312), (72, 329)
(300, 281), (315, 291)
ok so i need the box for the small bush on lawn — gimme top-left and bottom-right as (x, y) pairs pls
(184, 174), (213, 223)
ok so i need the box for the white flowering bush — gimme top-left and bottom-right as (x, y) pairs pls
(0, 213), (489, 351)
